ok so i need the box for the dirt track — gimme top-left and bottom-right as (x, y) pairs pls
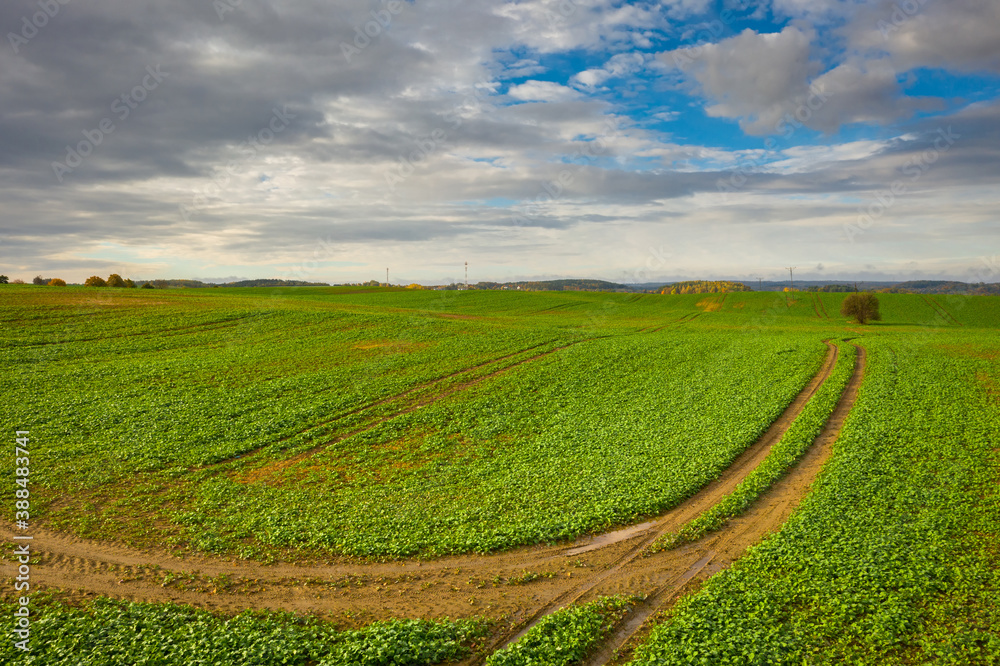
(2, 343), (865, 663)
(582, 344), (866, 665)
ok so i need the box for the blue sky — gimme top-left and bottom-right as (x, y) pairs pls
(1, 0), (999, 284)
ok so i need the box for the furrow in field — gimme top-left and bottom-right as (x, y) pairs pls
(13, 315), (254, 348)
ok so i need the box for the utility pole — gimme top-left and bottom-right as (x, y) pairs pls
(785, 266), (797, 290)
(465, 261), (468, 289)
(386, 267), (389, 286)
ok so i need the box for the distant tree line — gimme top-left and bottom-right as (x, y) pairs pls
(2, 276), (335, 288)
(133, 278), (330, 288)
(879, 280), (1000, 295)
(659, 280), (750, 295)
(24, 275), (68, 286)
(85, 274), (136, 288)
(805, 284), (856, 293)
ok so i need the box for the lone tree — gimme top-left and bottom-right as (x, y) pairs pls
(47, 278), (66, 286)
(0, 275), (8, 284)
(84, 275), (107, 287)
(32, 275), (48, 285)
(841, 292), (881, 324)
(106, 273), (126, 288)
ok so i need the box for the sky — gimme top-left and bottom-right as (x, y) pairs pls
(2, 0), (999, 286)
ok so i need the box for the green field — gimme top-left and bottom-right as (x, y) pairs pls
(630, 331), (1000, 665)
(2, 285), (998, 664)
(0, 593), (489, 666)
(2, 286), (836, 558)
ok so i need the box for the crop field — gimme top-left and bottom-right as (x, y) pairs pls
(1, 285), (998, 664)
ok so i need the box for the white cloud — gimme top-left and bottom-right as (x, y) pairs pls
(765, 139), (895, 173)
(770, 0), (868, 20)
(507, 80), (581, 102)
(571, 52), (648, 89)
(492, 0), (705, 54)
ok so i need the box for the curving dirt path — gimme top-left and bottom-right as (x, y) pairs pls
(582, 344), (866, 665)
(2, 342), (861, 656)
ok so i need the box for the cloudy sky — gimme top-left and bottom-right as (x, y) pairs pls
(2, 0), (999, 285)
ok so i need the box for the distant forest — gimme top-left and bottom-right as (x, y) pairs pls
(658, 280), (750, 294)
(137, 278), (329, 288)
(30, 276), (996, 295)
(878, 280), (1000, 295)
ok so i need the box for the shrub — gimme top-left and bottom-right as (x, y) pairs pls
(47, 278), (67, 286)
(106, 273), (127, 288)
(840, 292), (881, 324)
(85, 275), (107, 287)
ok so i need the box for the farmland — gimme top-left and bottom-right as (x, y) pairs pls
(1, 285), (998, 664)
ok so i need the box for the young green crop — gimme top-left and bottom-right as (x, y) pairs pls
(0, 594), (489, 666)
(3, 286), (995, 663)
(172, 329), (826, 557)
(648, 341), (858, 553)
(0, 287), (834, 558)
(486, 596), (636, 666)
(629, 333), (1000, 664)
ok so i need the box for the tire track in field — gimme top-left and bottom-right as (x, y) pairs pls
(810, 293), (824, 319)
(477, 341), (840, 657)
(1, 343), (859, 657)
(582, 344), (866, 666)
(921, 295), (963, 326)
(671, 312), (702, 325)
(13, 316), (254, 348)
(815, 293), (831, 319)
(198, 339), (562, 470)
(233, 336), (607, 478)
